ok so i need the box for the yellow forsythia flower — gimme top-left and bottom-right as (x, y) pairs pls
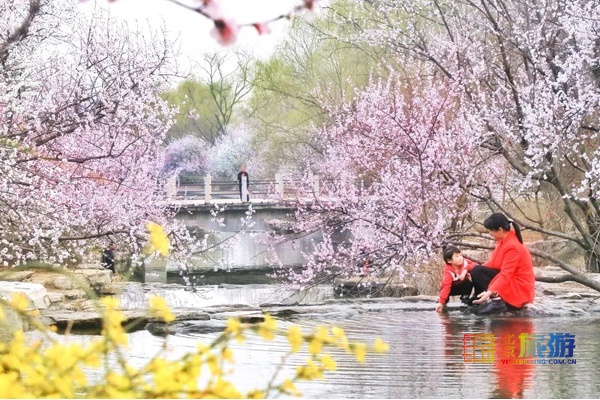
(287, 326), (303, 353)
(248, 389), (266, 398)
(149, 296), (175, 323)
(331, 326), (350, 351)
(263, 314), (277, 330)
(320, 353), (337, 371)
(308, 338), (323, 355)
(100, 296), (120, 309)
(221, 347), (235, 363)
(10, 293), (30, 312)
(226, 318), (245, 343)
(296, 359), (324, 380)
(373, 338), (390, 353)
(146, 222), (170, 256)
(258, 314), (276, 340)
(0, 373), (28, 398)
(281, 379), (300, 396)
(106, 371), (132, 392)
(211, 378), (242, 398)
(206, 353), (221, 375)
(331, 326), (345, 338)
(152, 363), (180, 394)
(352, 342), (367, 363)
(100, 297), (128, 346)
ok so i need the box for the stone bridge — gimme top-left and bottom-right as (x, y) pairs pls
(166, 173), (322, 208)
(141, 174), (340, 284)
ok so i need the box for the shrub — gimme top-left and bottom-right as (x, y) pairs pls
(0, 294), (388, 398)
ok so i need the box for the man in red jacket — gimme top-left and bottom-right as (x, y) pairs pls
(472, 213), (536, 314)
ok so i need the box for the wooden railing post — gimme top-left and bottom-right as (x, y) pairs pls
(204, 174), (212, 202)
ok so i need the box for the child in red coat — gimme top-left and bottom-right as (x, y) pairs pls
(435, 245), (477, 312)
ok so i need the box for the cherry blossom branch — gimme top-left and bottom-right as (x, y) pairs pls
(122, 0), (319, 45)
(0, 0), (41, 61)
(43, 230), (131, 241)
(472, 186), (588, 247)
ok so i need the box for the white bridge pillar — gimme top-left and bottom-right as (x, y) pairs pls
(204, 174), (212, 202)
(310, 173), (319, 197)
(241, 175), (249, 202)
(275, 173), (284, 198)
(165, 174), (178, 200)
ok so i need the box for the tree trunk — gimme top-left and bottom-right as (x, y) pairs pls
(586, 251), (600, 273)
(585, 215), (600, 273)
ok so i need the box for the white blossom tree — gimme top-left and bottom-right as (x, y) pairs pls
(204, 124), (266, 178)
(0, 0), (186, 266)
(369, 0), (600, 275)
(278, 0), (600, 290)
(164, 136), (209, 175)
(274, 72), (491, 285)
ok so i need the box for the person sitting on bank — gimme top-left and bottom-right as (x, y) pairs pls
(435, 245), (477, 312)
(101, 243), (116, 274)
(471, 213), (535, 314)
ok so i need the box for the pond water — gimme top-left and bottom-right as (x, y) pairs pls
(76, 306), (600, 399)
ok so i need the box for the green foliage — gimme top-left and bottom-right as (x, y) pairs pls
(162, 51), (254, 146)
(248, 0), (389, 175)
(162, 79), (223, 144)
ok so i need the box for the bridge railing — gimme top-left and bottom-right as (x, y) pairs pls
(168, 173), (321, 203)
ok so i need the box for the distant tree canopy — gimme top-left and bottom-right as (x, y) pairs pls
(162, 80), (223, 144)
(248, 1), (387, 176)
(162, 51), (254, 145)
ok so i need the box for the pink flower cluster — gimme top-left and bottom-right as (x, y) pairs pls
(84, 0), (320, 46)
(204, 0), (319, 45)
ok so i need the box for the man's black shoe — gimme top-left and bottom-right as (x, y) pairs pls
(477, 299), (508, 315)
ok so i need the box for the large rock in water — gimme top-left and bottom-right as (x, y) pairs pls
(334, 277), (419, 298)
(0, 281), (51, 310)
(28, 269), (115, 295)
(0, 281), (51, 340)
(74, 269), (113, 293)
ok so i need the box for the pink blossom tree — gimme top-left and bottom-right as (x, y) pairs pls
(282, 0), (600, 290)
(273, 72), (492, 286)
(0, 0), (187, 266)
(366, 0), (600, 278)
(90, 0), (320, 46)
(1, 0), (306, 276)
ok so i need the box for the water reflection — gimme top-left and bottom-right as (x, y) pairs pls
(489, 318), (534, 399)
(439, 313), (466, 377)
(41, 305), (600, 398)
